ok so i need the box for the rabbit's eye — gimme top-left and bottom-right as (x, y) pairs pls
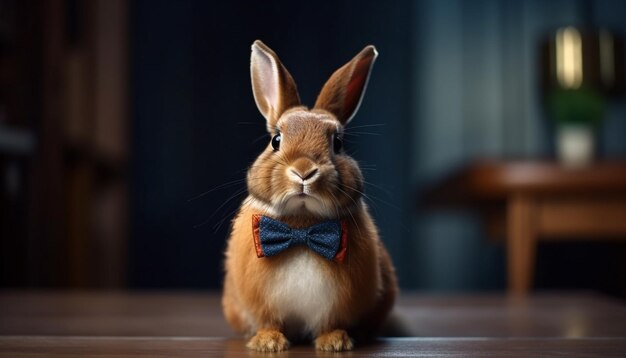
(333, 134), (343, 154)
(271, 134), (281, 151)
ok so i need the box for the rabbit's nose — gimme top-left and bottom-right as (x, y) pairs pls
(288, 158), (319, 182)
(290, 167), (318, 181)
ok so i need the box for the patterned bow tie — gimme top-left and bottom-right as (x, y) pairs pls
(252, 215), (348, 262)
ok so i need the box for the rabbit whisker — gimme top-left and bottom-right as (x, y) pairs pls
(188, 178), (247, 202)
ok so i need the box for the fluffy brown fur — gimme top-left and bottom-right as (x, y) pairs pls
(222, 40), (398, 352)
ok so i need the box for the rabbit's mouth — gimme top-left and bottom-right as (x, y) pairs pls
(282, 192), (333, 218)
(286, 191), (316, 203)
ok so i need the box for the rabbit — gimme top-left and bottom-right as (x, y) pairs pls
(222, 40), (398, 352)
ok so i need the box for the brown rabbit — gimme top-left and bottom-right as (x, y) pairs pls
(222, 40), (398, 352)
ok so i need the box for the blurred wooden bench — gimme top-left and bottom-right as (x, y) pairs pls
(424, 160), (626, 295)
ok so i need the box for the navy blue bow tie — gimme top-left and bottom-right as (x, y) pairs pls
(252, 215), (348, 262)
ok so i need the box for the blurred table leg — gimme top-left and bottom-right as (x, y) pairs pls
(507, 194), (537, 295)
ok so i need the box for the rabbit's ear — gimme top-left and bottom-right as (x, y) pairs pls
(314, 45), (377, 125)
(251, 40), (301, 130)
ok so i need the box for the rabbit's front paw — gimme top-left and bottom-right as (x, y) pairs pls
(314, 329), (354, 352)
(246, 328), (289, 352)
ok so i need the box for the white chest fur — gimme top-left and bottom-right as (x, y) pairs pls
(265, 250), (338, 337)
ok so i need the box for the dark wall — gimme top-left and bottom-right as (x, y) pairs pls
(130, 0), (412, 288)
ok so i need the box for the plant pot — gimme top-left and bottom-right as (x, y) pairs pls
(556, 125), (595, 167)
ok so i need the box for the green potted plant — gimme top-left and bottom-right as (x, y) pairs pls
(546, 88), (605, 167)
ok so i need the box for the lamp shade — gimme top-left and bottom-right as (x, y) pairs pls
(540, 27), (625, 97)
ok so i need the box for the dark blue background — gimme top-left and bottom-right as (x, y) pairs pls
(130, 0), (412, 288)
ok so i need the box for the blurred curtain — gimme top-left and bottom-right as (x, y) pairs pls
(410, 0), (626, 290)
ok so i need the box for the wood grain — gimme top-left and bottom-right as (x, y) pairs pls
(1, 336), (626, 357)
(1, 291), (626, 356)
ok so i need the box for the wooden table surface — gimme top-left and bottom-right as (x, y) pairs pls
(424, 160), (626, 202)
(1, 291), (625, 356)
